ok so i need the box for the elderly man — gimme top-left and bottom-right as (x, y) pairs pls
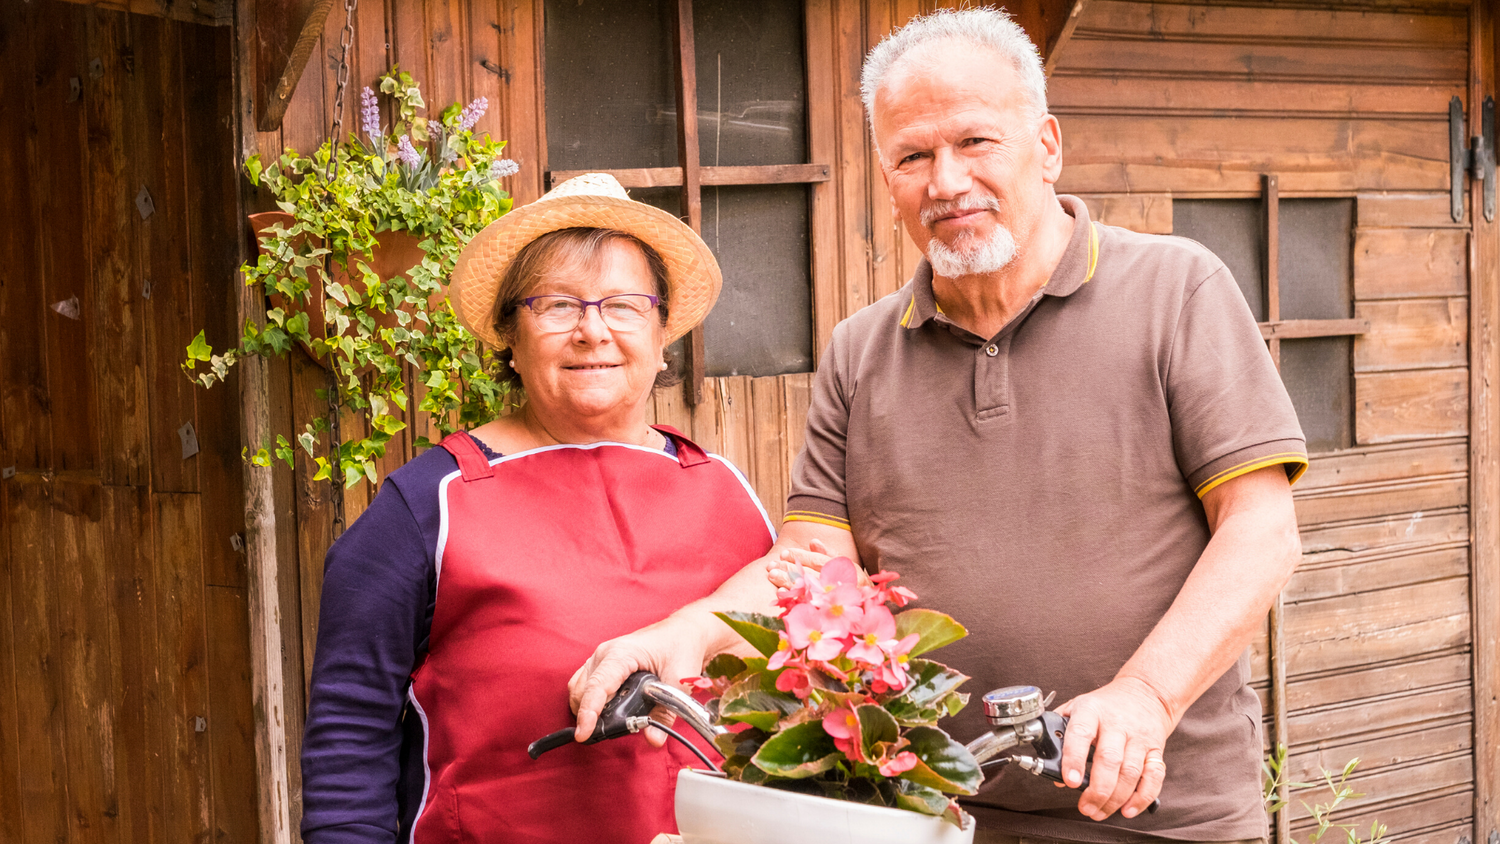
(570, 9), (1304, 844)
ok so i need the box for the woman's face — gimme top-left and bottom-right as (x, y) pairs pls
(508, 239), (667, 428)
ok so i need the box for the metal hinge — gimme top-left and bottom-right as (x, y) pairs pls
(1450, 95), (1495, 223)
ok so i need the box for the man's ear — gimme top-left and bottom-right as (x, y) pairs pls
(1037, 114), (1064, 185)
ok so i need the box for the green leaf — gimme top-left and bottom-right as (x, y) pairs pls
(899, 726), (981, 795)
(856, 703), (899, 759)
(894, 659), (970, 721)
(719, 674), (801, 732)
(750, 721), (840, 779)
(185, 330), (213, 362)
(245, 155), (263, 185)
(714, 611), (786, 659)
(893, 782), (950, 817)
(894, 608), (968, 658)
(703, 653), (746, 680)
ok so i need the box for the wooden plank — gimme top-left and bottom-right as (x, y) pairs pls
(51, 480), (121, 844)
(1392, 822), (1476, 844)
(32, 2), (98, 476)
(101, 485), (160, 844)
(425, 0), (468, 119)
(7, 481), (70, 844)
(1073, 1), (1468, 46)
(1285, 650), (1472, 714)
(1076, 193), (1171, 234)
(134, 16), (200, 494)
(1055, 116), (1450, 196)
(83, 8), (147, 488)
(1293, 475), (1467, 527)
(1289, 545), (1470, 603)
(1287, 753), (1473, 826)
(835, 0), (872, 323)
(1354, 228), (1468, 300)
(548, 164), (832, 189)
(1288, 682), (1472, 748)
(152, 492), (213, 844)
(1277, 577), (1471, 677)
(806, 0), (841, 362)
(0, 480), (21, 844)
(205, 585), (259, 843)
(1353, 299), (1467, 373)
(47, 0), (231, 26)
(714, 376), (754, 481)
(687, 377), (720, 454)
(1286, 720), (1472, 783)
(651, 378), (695, 436)
(1355, 368), (1469, 444)
(750, 376), (787, 524)
(290, 351), (330, 700)
(1296, 439), (1468, 491)
(1041, 0), (1087, 74)
(1050, 76), (1462, 120)
(1357, 193), (1465, 228)
(256, 0), (337, 131)
(1294, 790), (1473, 844)
(493, 0), (545, 205)
(1259, 318), (1370, 340)
(0, 0), (51, 474)
(1054, 38), (1466, 85)
(1298, 509), (1469, 559)
(782, 372), (813, 485)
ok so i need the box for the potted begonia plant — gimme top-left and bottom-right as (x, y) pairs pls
(675, 557), (980, 844)
(183, 68), (517, 487)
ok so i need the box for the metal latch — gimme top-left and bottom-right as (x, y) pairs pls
(1450, 95), (1495, 223)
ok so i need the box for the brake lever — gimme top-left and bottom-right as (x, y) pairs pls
(527, 670), (659, 759)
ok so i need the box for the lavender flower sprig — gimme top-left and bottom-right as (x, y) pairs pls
(396, 135), (422, 168)
(489, 159), (519, 179)
(457, 97), (488, 133)
(360, 87), (382, 141)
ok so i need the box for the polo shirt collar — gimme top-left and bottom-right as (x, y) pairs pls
(899, 194), (1099, 331)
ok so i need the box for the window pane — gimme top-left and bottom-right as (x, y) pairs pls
(693, 0), (807, 166)
(701, 185), (812, 375)
(1171, 199), (1266, 321)
(1278, 198), (1352, 320)
(544, 0), (677, 170)
(1281, 337), (1352, 453)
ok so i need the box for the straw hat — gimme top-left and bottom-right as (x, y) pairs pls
(449, 173), (722, 349)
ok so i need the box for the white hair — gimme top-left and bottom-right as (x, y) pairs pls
(860, 7), (1048, 134)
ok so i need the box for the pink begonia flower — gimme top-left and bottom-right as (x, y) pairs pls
(878, 751), (920, 777)
(866, 569), (918, 607)
(822, 704), (864, 761)
(774, 564), (820, 613)
(845, 604), (897, 664)
(785, 603), (848, 662)
(767, 631), (798, 670)
(877, 633), (921, 689)
(775, 667), (812, 699)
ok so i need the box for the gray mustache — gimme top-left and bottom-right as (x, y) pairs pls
(920, 196), (1001, 227)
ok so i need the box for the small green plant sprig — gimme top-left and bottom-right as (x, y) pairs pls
(184, 68), (518, 487)
(1264, 743), (1389, 844)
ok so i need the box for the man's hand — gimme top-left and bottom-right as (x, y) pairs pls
(567, 613), (716, 747)
(766, 538), (840, 589)
(1055, 676), (1174, 821)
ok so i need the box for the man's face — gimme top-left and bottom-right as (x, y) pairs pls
(872, 42), (1062, 276)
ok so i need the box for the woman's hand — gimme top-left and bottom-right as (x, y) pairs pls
(766, 538), (838, 589)
(568, 612), (718, 747)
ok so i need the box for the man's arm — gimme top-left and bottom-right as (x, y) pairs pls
(567, 519), (859, 744)
(1059, 464), (1301, 821)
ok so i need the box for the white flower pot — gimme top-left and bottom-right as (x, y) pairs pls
(674, 769), (975, 844)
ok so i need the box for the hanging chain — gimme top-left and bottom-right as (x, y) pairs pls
(325, 0), (358, 536)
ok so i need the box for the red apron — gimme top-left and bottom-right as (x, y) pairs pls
(408, 427), (774, 844)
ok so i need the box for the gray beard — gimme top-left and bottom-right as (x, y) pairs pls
(925, 225), (1018, 277)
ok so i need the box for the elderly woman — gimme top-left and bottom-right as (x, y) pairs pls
(299, 174), (775, 844)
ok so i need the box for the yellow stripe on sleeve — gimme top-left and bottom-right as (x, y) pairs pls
(1194, 453), (1309, 499)
(783, 511), (853, 531)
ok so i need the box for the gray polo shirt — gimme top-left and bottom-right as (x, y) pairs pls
(787, 196), (1305, 842)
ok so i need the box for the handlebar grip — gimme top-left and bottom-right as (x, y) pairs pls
(527, 728), (576, 760)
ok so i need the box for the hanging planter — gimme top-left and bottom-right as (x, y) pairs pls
(184, 68), (519, 487)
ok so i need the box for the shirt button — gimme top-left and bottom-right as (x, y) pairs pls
(985, 344), (999, 357)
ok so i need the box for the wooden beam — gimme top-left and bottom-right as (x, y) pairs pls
(1471, 1), (1500, 840)
(234, 1), (294, 842)
(548, 164), (832, 190)
(1264, 174), (1281, 370)
(255, 0), (338, 132)
(1043, 0), (1087, 75)
(1258, 319), (1371, 340)
(47, 0), (231, 26)
(672, 0), (706, 405)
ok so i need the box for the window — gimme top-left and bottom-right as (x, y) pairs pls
(1172, 176), (1369, 453)
(542, 0), (827, 397)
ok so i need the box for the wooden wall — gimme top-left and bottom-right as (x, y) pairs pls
(1046, 2), (1482, 842)
(0, 3), (257, 844)
(250, 0), (1496, 841)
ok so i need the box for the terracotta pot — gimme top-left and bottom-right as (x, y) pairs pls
(673, 769), (975, 844)
(246, 211), (439, 369)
